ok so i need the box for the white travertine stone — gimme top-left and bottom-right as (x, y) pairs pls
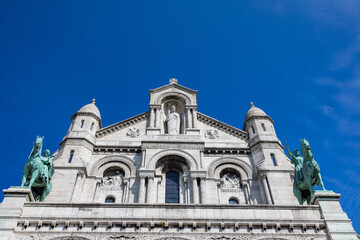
(0, 81), (357, 239)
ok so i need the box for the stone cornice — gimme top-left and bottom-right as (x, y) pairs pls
(96, 112), (148, 138)
(71, 112), (102, 128)
(197, 112), (248, 140)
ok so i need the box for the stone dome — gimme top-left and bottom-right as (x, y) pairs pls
(78, 99), (101, 119)
(245, 102), (266, 121)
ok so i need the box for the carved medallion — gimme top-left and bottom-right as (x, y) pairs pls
(205, 130), (218, 139)
(126, 128), (140, 138)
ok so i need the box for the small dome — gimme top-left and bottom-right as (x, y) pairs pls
(245, 102), (266, 121)
(78, 99), (101, 119)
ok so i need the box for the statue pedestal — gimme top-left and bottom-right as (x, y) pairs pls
(311, 191), (358, 240)
(0, 187), (34, 239)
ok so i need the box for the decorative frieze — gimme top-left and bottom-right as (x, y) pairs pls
(142, 143), (204, 150)
(204, 149), (250, 156)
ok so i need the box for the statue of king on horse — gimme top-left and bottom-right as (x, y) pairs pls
(21, 136), (55, 202)
(285, 137), (326, 204)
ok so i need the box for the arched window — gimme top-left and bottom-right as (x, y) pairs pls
(68, 150), (75, 163)
(270, 153), (277, 166)
(251, 126), (255, 134)
(90, 122), (94, 131)
(229, 198), (239, 204)
(261, 123), (266, 131)
(105, 196), (115, 203)
(81, 120), (85, 128)
(165, 171), (179, 203)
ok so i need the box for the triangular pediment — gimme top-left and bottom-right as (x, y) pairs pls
(95, 112), (148, 138)
(150, 81), (198, 96)
(197, 112), (248, 140)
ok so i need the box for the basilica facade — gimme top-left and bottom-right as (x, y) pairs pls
(0, 80), (358, 240)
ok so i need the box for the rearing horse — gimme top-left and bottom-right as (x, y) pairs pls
(21, 136), (52, 201)
(299, 138), (325, 203)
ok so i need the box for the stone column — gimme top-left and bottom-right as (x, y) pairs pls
(122, 181), (128, 203)
(186, 108), (192, 128)
(155, 107), (161, 128)
(179, 175), (184, 204)
(261, 174), (272, 204)
(200, 177), (207, 204)
(192, 177), (199, 204)
(242, 182), (250, 204)
(147, 177), (154, 203)
(192, 108), (198, 128)
(138, 176), (146, 203)
(150, 107), (156, 128)
(311, 191), (358, 240)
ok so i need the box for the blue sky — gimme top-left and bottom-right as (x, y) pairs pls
(1, 0), (360, 232)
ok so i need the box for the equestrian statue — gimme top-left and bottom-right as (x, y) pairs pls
(21, 136), (55, 202)
(285, 137), (326, 204)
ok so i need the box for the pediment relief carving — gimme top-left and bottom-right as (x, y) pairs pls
(197, 112), (248, 140)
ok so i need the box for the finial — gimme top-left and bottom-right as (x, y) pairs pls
(250, 102), (254, 108)
(91, 99), (96, 104)
(169, 78), (178, 84)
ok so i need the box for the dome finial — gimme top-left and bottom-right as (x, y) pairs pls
(91, 99), (96, 104)
(250, 102), (254, 108)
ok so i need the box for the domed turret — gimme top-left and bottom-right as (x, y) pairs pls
(78, 99), (101, 119)
(243, 102), (276, 140)
(245, 102), (267, 121)
(64, 99), (102, 142)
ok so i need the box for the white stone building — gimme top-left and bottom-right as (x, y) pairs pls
(0, 80), (358, 240)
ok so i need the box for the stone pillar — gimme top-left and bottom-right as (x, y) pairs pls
(261, 174), (272, 204)
(187, 108), (192, 129)
(155, 107), (160, 128)
(122, 180), (128, 203)
(138, 177), (146, 203)
(200, 178), (207, 204)
(192, 108), (198, 128)
(147, 177), (154, 203)
(311, 191), (358, 240)
(150, 107), (155, 128)
(0, 187), (34, 240)
(179, 175), (185, 204)
(242, 182), (251, 204)
(192, 177), (199, 204)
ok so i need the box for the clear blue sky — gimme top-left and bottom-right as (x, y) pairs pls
(1, 0), (359, 232)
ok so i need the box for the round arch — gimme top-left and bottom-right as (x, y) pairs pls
(207, 157), (253, 180)
(89, 155), (136, 178)
(154, 92), (192, 105)
(146, 149), (199, 170)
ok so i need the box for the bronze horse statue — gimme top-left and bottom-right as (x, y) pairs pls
(21, 136), (54, 201)
(286, 138), (325, 204)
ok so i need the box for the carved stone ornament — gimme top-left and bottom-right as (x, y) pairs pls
(220, 173), (241, 191)
(99, 172), (123, 191)
(205, 130), (218, 139)
(126, 128), (140, 138)
(16, 234), (317, 240)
